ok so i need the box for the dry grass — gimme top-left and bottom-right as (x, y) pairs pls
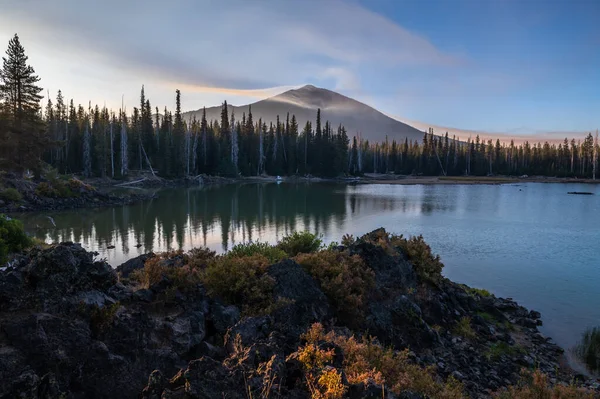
(494, 370), (596, 398)
(294, 323), (464, 399)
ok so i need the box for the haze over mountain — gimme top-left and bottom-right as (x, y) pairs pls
(183, 85), (425, 143)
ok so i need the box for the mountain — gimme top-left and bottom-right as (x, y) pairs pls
(182, 85), (424, 143)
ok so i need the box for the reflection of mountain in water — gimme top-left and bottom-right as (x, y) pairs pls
(18, 183), (460, 265)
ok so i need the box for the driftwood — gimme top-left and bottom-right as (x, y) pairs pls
(115, 178), (148, 187)
(567, 191), (594, 195)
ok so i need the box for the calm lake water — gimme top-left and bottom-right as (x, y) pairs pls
(18, 182), (600, 357)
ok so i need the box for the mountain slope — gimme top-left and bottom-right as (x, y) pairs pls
(182, 85), (424, 143)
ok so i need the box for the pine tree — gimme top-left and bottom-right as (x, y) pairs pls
(0, 34), (45, 172)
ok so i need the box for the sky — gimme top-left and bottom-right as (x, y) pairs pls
(0, 0), (598, 138)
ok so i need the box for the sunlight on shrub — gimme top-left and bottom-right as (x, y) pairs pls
(277, 231), (322, 256)
(294, 324), (346, 399)
(493, 369), (595, 399)
(295, 323), (464, 399)
(467, 287), (492, 297)
(575, 326), (600, 373)
(228, 241), (287, 263)
(294, 250), (375, 322)
(0, 214), (32, 263)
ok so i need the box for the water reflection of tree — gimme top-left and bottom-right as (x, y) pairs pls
(19, 183), (349, 253)
(18, 183), (462, 256)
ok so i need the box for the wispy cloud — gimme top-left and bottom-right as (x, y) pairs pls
(0, 0), (461, 110)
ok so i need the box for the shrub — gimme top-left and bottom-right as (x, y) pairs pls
(186, 247), (217, 269)
(0, 188), (22, 202)
(467, 287), (492, 297)
(575, 326), (600, 373)
(228, 241), (287, 263)
(485, 342), (525, 361)
(453, 317), (476, 340)
(35, 182), (59, 198)
(67, 178), (95, 193)
(90, 302), (120, 334)
(35, 179), (77, 199)
(0, 215), (32, 263)
(201, 254), (275, 315)
(130, 250), (202, 294)
(391, 234), (444, 284)
(341, 234), (355, 246)
(294, 250), (375, 322)
(494, 369), (595, 398)
(294, 323), (464, 399)
(277, 231), (322, 256)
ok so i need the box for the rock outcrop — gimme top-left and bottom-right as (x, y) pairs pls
(0, 230), (597, 399)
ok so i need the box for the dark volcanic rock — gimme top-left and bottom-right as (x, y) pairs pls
(0, 230), (593, 399)
(116, 253), (154, 278)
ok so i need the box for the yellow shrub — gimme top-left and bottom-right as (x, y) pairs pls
(297, 323), (464, 399)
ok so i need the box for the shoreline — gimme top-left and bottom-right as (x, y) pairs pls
(1, 229), (598, 397)
(2, 173), (596, 214)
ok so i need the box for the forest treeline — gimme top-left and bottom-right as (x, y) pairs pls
(1, 34), (599, 179)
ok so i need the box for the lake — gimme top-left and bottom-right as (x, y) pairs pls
(18, 182), (600, 362)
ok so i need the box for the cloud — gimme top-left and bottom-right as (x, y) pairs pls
(0, 0), (461, 110)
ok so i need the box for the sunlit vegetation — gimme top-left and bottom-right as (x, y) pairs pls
(293, 323), (464, 399)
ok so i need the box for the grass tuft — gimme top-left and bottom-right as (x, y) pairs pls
(575, 326), (600, 373)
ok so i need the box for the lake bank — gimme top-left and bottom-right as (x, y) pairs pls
(4, 173), (597, 214)
(1, 229), (597, 398)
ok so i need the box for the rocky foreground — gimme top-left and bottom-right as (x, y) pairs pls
(0, 229), (597, 398)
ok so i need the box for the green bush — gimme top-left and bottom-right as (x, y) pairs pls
(35, 182), (59, 198)
(391, 234), (444, 284)
(0, 188), (22, 203)
(453, 316), (476, 340)
(294, 250), (375, 322)
(575, 326), (600, 373)
(485, 341), (525, 361)
(36, 179), (77, 199)
(201, 254), (275, 315)
(0, 215), (32, 263)
(228, 241), (287, 263)
(277, 231), (322, 256)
